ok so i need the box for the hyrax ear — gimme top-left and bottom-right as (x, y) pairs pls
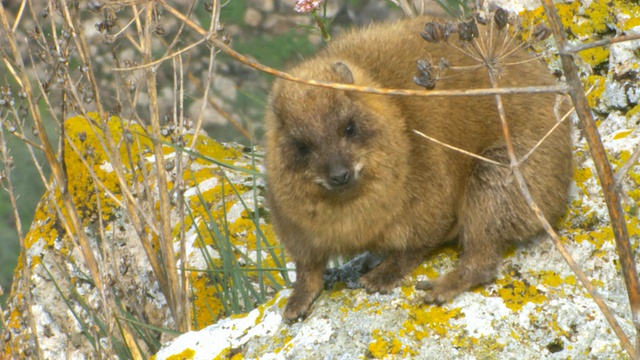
(331, 61), (354, 84)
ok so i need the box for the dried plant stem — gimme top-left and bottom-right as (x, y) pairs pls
(616, 143), (640, 187)
(488, 71), (635, 358)
(141, 1), (186, 332)
(173, 54), (191, 332)
(391, 0), (416, 17)
(1, 0), (106, 319)
(186, 72), (252, 141)
(413, 130), (505, 166)
(156, 0), (571, 99)
(542, 1), (640, 358)
(568, 33), (640, 53)
(519, 104), (573, 164)
(0, 123), (43, 359)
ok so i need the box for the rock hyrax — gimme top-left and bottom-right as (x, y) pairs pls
(265, 15), (572, 321)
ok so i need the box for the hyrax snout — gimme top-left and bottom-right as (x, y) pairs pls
(265, 15), (573, 321)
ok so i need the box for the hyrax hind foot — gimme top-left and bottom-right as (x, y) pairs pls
(360, 250), (426, 294)
(416, 263), (497, 304)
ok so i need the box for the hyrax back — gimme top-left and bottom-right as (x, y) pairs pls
(265, 16), (572, 321)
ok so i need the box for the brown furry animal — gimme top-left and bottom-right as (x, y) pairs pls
(265, 16), (572, 321)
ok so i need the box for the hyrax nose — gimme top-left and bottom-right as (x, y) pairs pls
(329, 165), (351, 187)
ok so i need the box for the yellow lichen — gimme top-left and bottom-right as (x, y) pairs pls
(579, 48), (610, 69)
(584, 75), (606, 108)
(190, 273), (225, 329)
(495, 273), (547, 312)
(165, 348), (195, 360)
(411, 306), (463, 336)
(367, 329), (408, 359)
(627, 104), (640, 119)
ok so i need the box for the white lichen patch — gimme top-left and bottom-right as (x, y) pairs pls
(155, 293), (284, 359)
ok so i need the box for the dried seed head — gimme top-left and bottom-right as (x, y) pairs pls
(494, 8), (508, 30)
(414, 59), (437, 90)
(88, 0), (103, 11)
(154, 25), (165, 36)
(421, 22), (439, 43)
(204, 1), (213, 13)
(438, 57), (450, 70)
(420, 22), (452, 43)
(458, 19), (479, 42)
(532, 23), (552, 42)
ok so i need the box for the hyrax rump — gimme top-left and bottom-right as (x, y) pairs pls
(265, 16), (572, 321)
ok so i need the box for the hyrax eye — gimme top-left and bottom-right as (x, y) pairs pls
(293, 140), (311, 155)
(344, 119), (357, 138)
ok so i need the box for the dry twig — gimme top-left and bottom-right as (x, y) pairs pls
(541, 0), (640, 357)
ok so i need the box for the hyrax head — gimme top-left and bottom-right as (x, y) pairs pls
(265, 60), (409, 201)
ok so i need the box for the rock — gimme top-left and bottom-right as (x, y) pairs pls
(262, 14), (310, 35)
(250, 0), (275, 13)
(1, 113), (287, 358)
(244, 7), (263, 28)
(154, 2), (640, 359)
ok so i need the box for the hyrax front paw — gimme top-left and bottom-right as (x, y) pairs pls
(283, 290), (318, 322)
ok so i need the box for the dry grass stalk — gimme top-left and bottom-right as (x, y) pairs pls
(0, 111), (42, 359)
(541, 0), (640, 357)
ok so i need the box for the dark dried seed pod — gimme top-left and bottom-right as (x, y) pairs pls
(532, 23), (552, 41)
(494, 8), (508, 30)
(458, 20), (479, 41)
(154, 25), (165, 36)
(414, 74), (436, 90)
(441, 23), (455, 41)
(475, 13), (488, 26)
(204, 1), (213, 13)
(416, 58), (433, 73)
(421, 22), (439, 43)
(414, 59), (436, 90)
(438, 57), (450, 70)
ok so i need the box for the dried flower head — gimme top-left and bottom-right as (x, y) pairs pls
(494, 8), (508, 30)
(414, 59), (437, 90)
(532, 23), (552, 42)
(458, 19), (479, 42)
(294, 0), (323, 13)
(417, 7), (551, 88)
(421, 22), (454, 43)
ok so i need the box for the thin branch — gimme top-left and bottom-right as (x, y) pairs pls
(413, 129), (506, 166)
(567, 33), (640, 53)
(0, 110), (43, 360)
(488, 69), (636, 359)
(155, 0), (571, 98)
(519, 103), (574, 165)
(615, 142), (640, 186)
(112, 38), (206, 72)
(186, 72), (251, 142)
(542, 1), (640, 358)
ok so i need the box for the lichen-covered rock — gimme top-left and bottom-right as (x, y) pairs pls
(154, 2), (640, 359)
(154, 218), (637, 359)
(2, 113), (287, 358)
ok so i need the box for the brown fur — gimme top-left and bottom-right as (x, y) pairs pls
(265, 16), (573, 321)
